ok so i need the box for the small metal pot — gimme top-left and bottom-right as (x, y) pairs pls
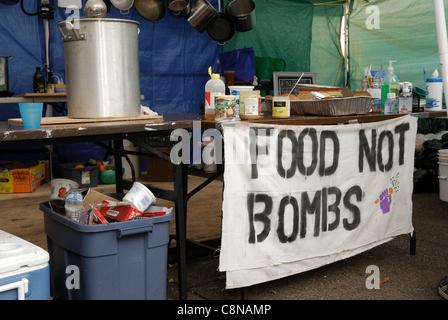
(226, 0), (256, 32)
(166, 0), (190, 17)
(185, 0), (219, 33)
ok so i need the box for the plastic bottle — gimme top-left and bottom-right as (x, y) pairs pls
(426, 69), (443, 111)
(46, 71), (54, 94)
(64, 187), (83, 222)
(398, 82), (412, 113)
(204, 66), (225, 120)
(383, 60), (398, 94)
(33, 67), (45, 93)
(384, 93), (396, 115)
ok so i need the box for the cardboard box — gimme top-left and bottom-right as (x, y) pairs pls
(0, 161), (49, 193)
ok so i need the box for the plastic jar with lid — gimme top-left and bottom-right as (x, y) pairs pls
(272, 96), (290, 118)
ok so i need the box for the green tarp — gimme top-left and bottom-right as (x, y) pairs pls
(223, 0), (345, 88)
(348, 0), (446, 93)
(223, 0), (448, 95)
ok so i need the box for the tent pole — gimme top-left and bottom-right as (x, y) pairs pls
(433, 0), (448, 116)
(343, 0), (350, 87)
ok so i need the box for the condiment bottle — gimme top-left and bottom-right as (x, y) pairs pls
(204, 66), (225, 120)
(239, 90), (261, 120)
(272, 96), (290, 118)
(33, 67), (45, 93)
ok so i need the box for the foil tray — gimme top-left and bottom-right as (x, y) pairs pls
(264, 96), (374, 116)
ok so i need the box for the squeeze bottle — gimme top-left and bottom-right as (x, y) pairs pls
(381, 60), (398, 109)
(426, 69), (443, 111)
(384, 93), (396, 115)
(398, 82), (412, 113)
(205, 66), (225, 120)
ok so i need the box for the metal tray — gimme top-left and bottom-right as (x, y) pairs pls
(264, 96), (374, 116)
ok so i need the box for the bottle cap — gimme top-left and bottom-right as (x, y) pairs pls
(388, 60), (397, 74)
(432, 69), (439, 78)
(211, 74), (220, 79)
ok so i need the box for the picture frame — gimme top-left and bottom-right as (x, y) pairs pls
(273, 72), (317, 96)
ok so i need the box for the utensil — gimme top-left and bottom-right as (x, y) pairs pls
(110, 0), (134, 14)
(206, 0), (235, 45)
(165, 0), (190, 17)
(185, 0), (219, 33)
(84, 0), (108, 18)
(0, 0), (19, 5)
(58, 19), (141, 119)
(288, 73), (304, 96)
(134, 0), (166, 22)
(226, 0), (256, 32)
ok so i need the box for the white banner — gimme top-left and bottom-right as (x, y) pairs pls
(219, 115), (417, 289)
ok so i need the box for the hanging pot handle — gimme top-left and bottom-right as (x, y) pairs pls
(58, 21), (86, 42)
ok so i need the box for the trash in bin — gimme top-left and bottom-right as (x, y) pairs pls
(39, 193), (174, 300)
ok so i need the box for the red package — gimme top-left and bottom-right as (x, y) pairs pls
(93, 208), (109, 225)
(139, 206), (171, 218)
(100, 200), (143, 222)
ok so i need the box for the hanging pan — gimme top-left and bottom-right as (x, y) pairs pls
(0, 0), (19, 4)
(206, 12), (235, 45)
(134, 0), (166, 22)
(165, 0), (190, 18)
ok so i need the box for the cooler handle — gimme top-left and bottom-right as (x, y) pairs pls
(116, 223), (154, 238)
(0, 278), (29, 300)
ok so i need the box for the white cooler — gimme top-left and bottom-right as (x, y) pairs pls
(0, 230), (50, 300)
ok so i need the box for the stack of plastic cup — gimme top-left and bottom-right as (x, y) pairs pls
(18, 103), (43, 129)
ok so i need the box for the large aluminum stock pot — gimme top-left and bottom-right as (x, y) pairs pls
(58, 18), (141, 118)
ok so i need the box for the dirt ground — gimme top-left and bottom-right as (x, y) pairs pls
(0, 172), (224, 251)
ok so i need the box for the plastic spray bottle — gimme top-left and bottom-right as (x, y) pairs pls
(204, 66), (225, 120)
(398, 82), (412, 113)
(384, 93), (396, 115)
(381, 60), (398, 109)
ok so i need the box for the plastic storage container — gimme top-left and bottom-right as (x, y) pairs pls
(58, 162), (100, 188)
(0, 230), (50, 300)
(39, 197), (174, 300)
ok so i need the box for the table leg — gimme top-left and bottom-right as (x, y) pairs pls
(410, 230), (416, 255)
(113, 140), (124, 194)
(174, 163), (188, 300)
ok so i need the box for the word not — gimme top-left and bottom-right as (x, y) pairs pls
(250, 123), (410, 180)
(248, 185), (362, 244)
(168, 123), (411, 180)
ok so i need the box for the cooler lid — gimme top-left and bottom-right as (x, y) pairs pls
(0, 230), (49, 275)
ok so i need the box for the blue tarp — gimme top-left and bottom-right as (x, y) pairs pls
(0, 0), (221, 164)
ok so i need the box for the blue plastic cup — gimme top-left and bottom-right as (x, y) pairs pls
(18, 103), (43, 129)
